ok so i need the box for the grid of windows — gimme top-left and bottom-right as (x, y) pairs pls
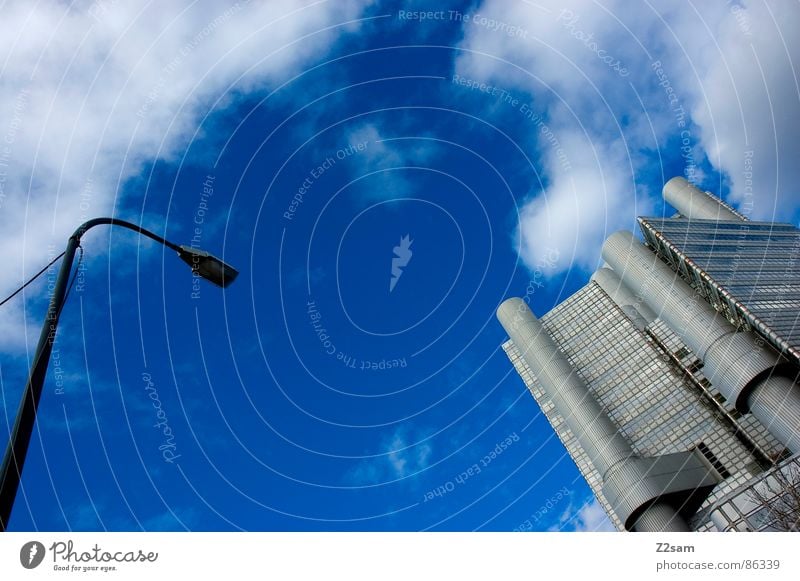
(502, 282), (772, 530)
(542, 284), (757, 469)
(645, 319), (785, 462)
(705, 456), (800, 532)
(639, 217), (800, 366)
(644, 319), (790, 530)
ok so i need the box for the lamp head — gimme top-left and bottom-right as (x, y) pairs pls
(178, 245), (238, 288)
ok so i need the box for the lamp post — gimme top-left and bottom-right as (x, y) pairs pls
(0, 218), (237, 531)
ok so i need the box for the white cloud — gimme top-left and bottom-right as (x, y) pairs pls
(0, 0), (371, 351)
(680, 1), (800, 220)
(343, 122), (441, 203)
(456, 0), (800, 274)
(386, 426), (433, 477)
(550, 495), (616, 532)
(514, 130), (651, 273)
(346, 425), (433, 485)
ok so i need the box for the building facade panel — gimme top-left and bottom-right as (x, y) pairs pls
(502, 282), (769, 529)
(500, 178), (800, 531)
(639, 217), (800, 366)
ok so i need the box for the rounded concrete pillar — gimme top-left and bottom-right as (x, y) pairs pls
(632, 502), (691, 532)
(592, 267), (657, 325)
(497, 297), (690, 531)
(601, 230), (800, 451)
(663, 176), (744, 221)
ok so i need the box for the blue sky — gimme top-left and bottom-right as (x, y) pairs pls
(0, 0), (798, 531)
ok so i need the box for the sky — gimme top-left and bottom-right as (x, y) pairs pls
(0, 0), (798, 532)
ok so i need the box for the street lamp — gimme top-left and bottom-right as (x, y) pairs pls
(0, 217), (238, 531)
(177, 245), (238, 287)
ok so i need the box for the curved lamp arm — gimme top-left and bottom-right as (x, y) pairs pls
(72, 218), (238, 288)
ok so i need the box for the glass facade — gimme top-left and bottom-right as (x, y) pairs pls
(500, 185), (800, 531)
(638, 217), (800, 366)
(706, 456), (800, 531)
(501, 282), (778, 530)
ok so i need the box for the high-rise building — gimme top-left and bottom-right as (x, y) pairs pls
(498, 177), (800, 532)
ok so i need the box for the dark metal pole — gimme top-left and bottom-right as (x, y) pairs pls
(0, 235), (79, 531)
(0, 218), (182, 531)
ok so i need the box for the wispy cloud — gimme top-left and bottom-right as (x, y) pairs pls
(345, 425), (433, 485)
(343, 122), (441, 203)
(65, 495), (198, 530)
(142, 506), (199, 531)
(549, 495), (616, 532)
